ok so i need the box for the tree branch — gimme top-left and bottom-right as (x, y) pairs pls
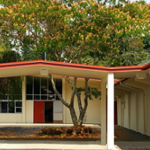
(78, 78), (89, 124)
(66, 76), (74, 90)
(70, 77), (77, 107)
(49, 74), (69, 108)
(66, 76), (83, 111)
(83, 78), (89, 112)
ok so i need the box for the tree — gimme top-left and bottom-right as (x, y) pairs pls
(0, 0), (150, 125)
(0, 39), (22, 101)
(139, 36), (150, 65)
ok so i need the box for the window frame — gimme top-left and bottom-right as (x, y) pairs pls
(0, 99), (22, 114)
(26, 76), (62, 101)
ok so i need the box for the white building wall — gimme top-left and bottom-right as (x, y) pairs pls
(115, 78), (150, 137)
(64, 78), (101, 124)
(123, 94), (129, 129)
(137, 92), (144, 134)
(0, 114), (22, 123)
(146, 86), (150, 136)
(129, 92), (137, 131)
(25, 100), (33, 123)
(117, 97), (122, 126)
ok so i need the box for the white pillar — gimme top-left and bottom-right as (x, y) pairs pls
(22, 76), (26, 123)
(62, 77), (66, 123)
(107, 73), (114, 150)
(101, 78), (107, 145)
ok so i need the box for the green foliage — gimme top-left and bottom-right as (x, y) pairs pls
(76, 86), (101, 100)
(0, 42), (22, 100)
(0, 0), (150, 66)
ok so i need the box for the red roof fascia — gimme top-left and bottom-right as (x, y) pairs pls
(142, 62), (150, 70)
(0, 60), (146, 72)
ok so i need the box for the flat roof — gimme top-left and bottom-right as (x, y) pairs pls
(0, 60), (149, 79)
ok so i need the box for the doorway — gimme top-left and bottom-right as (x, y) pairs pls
(34, 101), (53, 123)
(45, 102), (53, 123)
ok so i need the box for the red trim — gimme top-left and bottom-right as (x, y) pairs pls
(0, 60), (146, 72)
(142, 62), (150, 70)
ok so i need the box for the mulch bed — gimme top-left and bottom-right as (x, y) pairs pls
(0, 125), (150, 141)
(0, 125), (100, 140)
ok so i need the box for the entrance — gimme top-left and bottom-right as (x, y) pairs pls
(45, 102), (53, 123)
(34, 101), (44, 123)
(34, 101), (62, 123)
(34, 101), (53, 123)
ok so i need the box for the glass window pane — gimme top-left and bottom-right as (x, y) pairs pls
(56, 79), (62, 94)
(2, 102), (7, 113)
(56, 95), (61, 100)
(26, 95), (32, 100)
(33, 95), (40, 100)
(41, 95), (47, 100)
(34, 77), (40, 94)
(9, 101), (14, 113)
(26, 76), (33, 94)
(0, 94), (7, 100)
(48, 94), (55, 100)
(48, 79), (54, 94)
(16, 108), (22, 113)
(16, 102), (22, 107)
(14, 94), (22, 100)
(41, 78), (47, 94)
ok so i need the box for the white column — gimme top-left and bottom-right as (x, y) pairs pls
(101, 78), (107, 145)
(62, 77), (66, 123)
(22, 76), (26, 123)
(107, 73), (114, 150)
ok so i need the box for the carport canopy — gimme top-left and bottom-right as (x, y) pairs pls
(0, 60), (150, 150)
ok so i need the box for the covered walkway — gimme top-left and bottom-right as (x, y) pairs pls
(0, 60), (150, 150)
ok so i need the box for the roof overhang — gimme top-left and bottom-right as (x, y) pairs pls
(0, 60), (149, 79)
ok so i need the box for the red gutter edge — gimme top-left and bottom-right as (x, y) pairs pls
(142, 62), (150, 70)
(0, 60), (145, 72)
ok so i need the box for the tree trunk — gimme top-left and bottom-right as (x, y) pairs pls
(69, 106), (78, 126)
(78, 78), (89, 126)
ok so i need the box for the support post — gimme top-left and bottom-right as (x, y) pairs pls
(107, 73), (114, 150)
(62, 77), (66, 123)
(22, 76), (26, 123)
(101, 78), (107, 145)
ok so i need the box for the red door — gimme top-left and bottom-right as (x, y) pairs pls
(114, 101), (118, 125)
(34, 101), (44, 123)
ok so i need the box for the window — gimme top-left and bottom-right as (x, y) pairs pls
(34, 77), (40, 94)
(26, 76), (33, 94)
(1, 102), (7, 113)
(15, 101), (22, 113)
(9, 102), (15, 113)
(26, 76), (62, 100)
(26, 76), (33, 100)
(0, 100), (22, 113)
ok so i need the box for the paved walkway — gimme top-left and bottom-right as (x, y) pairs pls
(0, 124), (150, 150)
(0, 140), (120, 150)
(116, 141), (150, 150)
(0, 123), (100, 127)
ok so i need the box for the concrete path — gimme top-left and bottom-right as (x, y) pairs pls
(116, 141), (150, 149)
(0, 140), (120, 150)
(0, 123), (100, 128)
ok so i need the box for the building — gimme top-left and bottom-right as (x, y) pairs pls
(0, 60), (150, 149)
